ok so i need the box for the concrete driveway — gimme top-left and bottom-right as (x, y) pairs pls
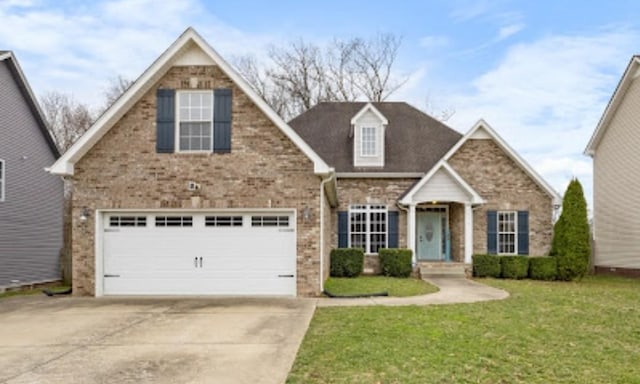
(0, 295), (315, 384)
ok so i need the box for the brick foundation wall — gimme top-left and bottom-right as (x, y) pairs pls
(448, 139), (554, 256)
(71, 65), (323, 296)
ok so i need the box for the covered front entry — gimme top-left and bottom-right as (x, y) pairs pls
(416, 207), (450, 261)
(399, 161), (485, 264)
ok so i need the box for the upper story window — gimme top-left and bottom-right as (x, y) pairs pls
(361, 126), (377, 157)
(351, 103), (387, 167)
(0, 159), (4, 202)
(177, 91), (212, 152)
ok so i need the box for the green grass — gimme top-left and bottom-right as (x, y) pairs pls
(288, 276), (640, 383)
(324, 276), (438, 297)
(0, 285), (70, 299)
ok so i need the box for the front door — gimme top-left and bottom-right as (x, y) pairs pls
(416, 210), (446, 261)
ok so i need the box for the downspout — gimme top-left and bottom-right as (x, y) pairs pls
(319, 171), (336, 294)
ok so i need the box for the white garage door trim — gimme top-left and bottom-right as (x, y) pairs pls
(94, 208), (297, 297)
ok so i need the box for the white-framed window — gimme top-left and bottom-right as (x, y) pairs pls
(349, 204), (387, 253)
(497, 211), (517, 255)
(177, 90), (213, 152)
(360, 126), (377, 157)
(0, 159), (4, 202)
(109, 216), (147, 227)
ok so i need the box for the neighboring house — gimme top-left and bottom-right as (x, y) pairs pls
(0, 51), (63, 288)
(585, 55), (640, 276)
(49, 28), (560, 297)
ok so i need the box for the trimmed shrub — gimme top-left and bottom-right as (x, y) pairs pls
(379, 248), (413, 278)
(500, 256), (529, 279)
(551, 178), (591, 281)
(472, 254), (501, 278)
(330, 248), (364, 277)
(529, 257), (558, 281)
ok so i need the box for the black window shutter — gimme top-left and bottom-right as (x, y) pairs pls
(487, 211), (497, 255)
(156, 89), (175, 153)
(517, 211), (529, 255)
(338, 211), (348, 248)
(388, 211), (399, 248)
(213, 88), (232, 153)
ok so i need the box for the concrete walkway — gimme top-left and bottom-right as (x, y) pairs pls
(316, 277), (509, 307)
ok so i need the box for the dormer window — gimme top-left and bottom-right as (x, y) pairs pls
(351, 103), (388, 167)
(361, 126), (377, 157)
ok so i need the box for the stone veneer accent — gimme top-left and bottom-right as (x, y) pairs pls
(448, 139), (554, 256)
(71, 65), (326, 296)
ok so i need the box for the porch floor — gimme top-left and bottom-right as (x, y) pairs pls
(418, 262), (470, 279)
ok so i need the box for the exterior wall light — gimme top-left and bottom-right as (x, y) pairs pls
(79, 207), (90, 222)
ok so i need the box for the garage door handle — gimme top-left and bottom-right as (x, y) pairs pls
(278, 274), (294, 278)
(199, 257), (203, 268)
(194, 257), (198, 268)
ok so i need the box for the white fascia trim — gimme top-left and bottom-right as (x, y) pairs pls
(350, 102), (388, 125)
(399, 160), (485, 205)
(585, 56), (640, 156)
(49, 27), (331, 176)
(337, 172), (423, 178)
(444, 119), (562, 206)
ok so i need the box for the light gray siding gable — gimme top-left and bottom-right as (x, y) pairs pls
(0, 58), (63, 287)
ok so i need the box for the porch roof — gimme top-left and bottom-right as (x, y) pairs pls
(399, 160), (485, 205)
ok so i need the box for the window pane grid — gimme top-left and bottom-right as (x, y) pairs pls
(361, 127), (377, 156)
(109, 216), (146, 227)
(251, 216), (289, 227)
(178, 91), (213, 151)
(205, 216), (243, 227)
(349, 204), (387, 253)
(155, 216), (193, 227)
(497, 211), (517, 254)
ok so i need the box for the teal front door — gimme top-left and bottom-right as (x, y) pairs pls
(417, 211), (445, 261)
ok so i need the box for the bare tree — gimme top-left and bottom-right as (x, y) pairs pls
(102, 75), (134, 112)
(40, 91), (94, 152)
(351, 33), (407, 102)
(235, 33), (408, 120)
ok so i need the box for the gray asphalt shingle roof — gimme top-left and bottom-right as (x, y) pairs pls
(288, 102), (462, 173)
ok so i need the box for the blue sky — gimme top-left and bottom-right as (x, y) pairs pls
(2, 0), (640, 209)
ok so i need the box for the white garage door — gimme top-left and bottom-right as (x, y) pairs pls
(101, 211), (296, 295)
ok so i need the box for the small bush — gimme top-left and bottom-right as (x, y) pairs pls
(330, 248), (364, 277)
(379, 248), (413, 278)
(501, 256), (529, 279)
(472, 254), (501, 278)
(529, 257), (557, 281)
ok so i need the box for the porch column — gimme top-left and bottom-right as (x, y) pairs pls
(408, 203), (416, 264)
(464, 202), (473, 263)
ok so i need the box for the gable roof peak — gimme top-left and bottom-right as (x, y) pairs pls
(585, 55), (640, 156)
(445, 119), (561, 205)
(49, 27), (331, 175)
(350, 102), (388, 125)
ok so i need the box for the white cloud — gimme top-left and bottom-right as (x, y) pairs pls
(440, 27), (638, 206)
(419, 35), (450, 49)
(497, 23), (524, 40)
(0, 0), (281, 108)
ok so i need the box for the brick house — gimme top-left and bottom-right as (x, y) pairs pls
(50, 28), (560, 297)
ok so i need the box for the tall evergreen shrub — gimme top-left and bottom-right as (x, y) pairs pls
(550, 178), (591, 280)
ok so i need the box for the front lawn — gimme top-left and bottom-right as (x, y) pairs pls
(288, 276), (640, 383)
(324, 276), (438, 297)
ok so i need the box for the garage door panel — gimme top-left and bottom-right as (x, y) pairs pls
(102, 212), (297, 296)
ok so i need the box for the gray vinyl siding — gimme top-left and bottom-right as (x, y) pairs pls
(593, 73), (640, 269)
(0, 60), (63, 287)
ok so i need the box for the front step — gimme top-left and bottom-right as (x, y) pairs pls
(419, 262), (469, 279)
